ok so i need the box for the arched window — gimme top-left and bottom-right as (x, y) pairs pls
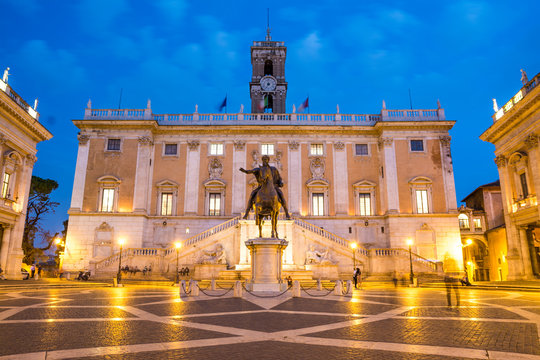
(264, 60), (273, 76)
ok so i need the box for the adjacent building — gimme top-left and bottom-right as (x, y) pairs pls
(0, 70), (52, 279)
(480, 71), (540, 280)
(63, 33), (463, 278)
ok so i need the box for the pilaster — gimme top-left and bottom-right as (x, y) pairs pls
(69, 135), (90, 210)
(378, 137), (399, 213)
(132, 136), (154, 213)
(184, 140), (200, 214)
(287, 140), (301, 215)
(232, 140), (246, 214)
(439, 136), (457, 211)
(332, 141), (348, 214)
(0, 225), (12, 271)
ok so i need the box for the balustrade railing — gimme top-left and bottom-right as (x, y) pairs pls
(294, 218), (369, 257)
(94, 247), (166, 270)
(512, 194), (538, 213)
(371, 248), (439, 271)
(494, 73), (540, 121)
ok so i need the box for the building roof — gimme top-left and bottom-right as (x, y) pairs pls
(461, 179), (500, 203)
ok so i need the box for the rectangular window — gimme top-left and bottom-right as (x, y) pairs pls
(310, 144), (324, 156)
(312, 193), (324, 216)
(107, 139), (121, 151)
(358, 193), (371, 216)
(520, 173), (529, 198)
(261, 144), (274, 156)
(473, 218), (482, 230)
(410, 140), (424, 152)
(415, 189), (429, 214)
(459, 218), (470, 229)
(161, 193), (173, 216)
(164, 144), (177, 155)
(355, 144), (368, 156)
(1, 173), (10, 198)
(209, 193), (221, 216)
(100, 188), (115, 212)
(210, 143), (223, 155)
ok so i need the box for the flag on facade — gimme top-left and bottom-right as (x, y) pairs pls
(218, 95), (227, 112)
(298, 97), (309, 112)
(258, 96), (268, 111)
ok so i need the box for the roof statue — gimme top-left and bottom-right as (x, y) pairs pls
(382, 100), (386, 110)
(521, 69), (528, 85)
(86, 99), (92, 109)
(437, 99), (441, 109)
(146, 99), (151, 109)
(2, 67), (10, 83)
(492, 99), (499, 113)
(336, 104), (340, 114)
(195, 104), (198, 113)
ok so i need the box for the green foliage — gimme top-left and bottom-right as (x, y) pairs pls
(22, 176), (59, 264)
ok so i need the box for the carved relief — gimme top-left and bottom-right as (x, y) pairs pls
(288, 140), (299, 150)
(187, 140), (200, 151)
(25, 154), (37, 166)
(77, 134), (90, 145)
(494, 155), (507, 168)
(208, 157), (223, 179)
(0, 134), (7, 145)
(525, 134), (539, 149)
(439, 136), (451, 147)
(96, 222), (113, 231)
(197, 244), (227, 265)
(275, 150), (283, 170)
(251, 150), (260, 168)
(334, 141), (345, 150)
(310, 157), (325, 179)
(138, 136), (153, 145)
(233, 140), (245, 150)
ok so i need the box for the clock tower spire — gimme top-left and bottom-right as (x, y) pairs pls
(250, 29), (287, 114)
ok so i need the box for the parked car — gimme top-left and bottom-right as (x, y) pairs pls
(21, 268), (29, 280)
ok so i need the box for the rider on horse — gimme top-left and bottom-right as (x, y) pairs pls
(240, 155), (291, 220)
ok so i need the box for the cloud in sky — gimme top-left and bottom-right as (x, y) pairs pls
(154, 0), (187, 22)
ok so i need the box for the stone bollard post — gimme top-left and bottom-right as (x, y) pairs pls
(317, 279), (322, 291)
(211, 279), (216, 290)
(180, 280), (187, 296)
(191, 280), (200, 296)
(292, 280), (301, 297)
(233, 280), (242, 297)
(334, 280), (343, 295)
(346, 280), (353, 295)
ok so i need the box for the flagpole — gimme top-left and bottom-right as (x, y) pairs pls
(308, 94), (310, 114)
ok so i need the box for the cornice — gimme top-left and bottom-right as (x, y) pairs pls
(0, 91), (52, 143)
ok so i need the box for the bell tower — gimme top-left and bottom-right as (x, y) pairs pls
(250, 28), (287, 113)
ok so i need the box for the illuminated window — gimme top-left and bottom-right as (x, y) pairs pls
(458, 213), (470, 229)
(100, 188), (115, 212)
(312, 193), (324, 216)
(107, 139), (121, 151)
(410, 140), (424, 152)
(355, 144), (368, 156)
(310, 144), (324, 156)
(164, 144), (177, 155)
(1, 173), (10, 198)
(209, 193), (221, 216)
(210, 143), (223, 156)
(161, 193), (173, 216)
(358, 193), (371, 216)
(261, 144), (274, 156)
(473, 218), (482, 230)
(416, 190), (429, 214)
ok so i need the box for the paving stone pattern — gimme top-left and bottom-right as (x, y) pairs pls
(0, 285), (539, 359)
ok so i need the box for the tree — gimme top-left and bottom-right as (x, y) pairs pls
(22, 176), (59, 264)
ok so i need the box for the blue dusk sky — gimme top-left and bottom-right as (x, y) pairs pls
(1, 0), (539, 236)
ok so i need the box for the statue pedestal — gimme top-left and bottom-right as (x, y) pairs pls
(305, 264), (340, 280)
(194, 264), (227, 280)
(245, 238), (288, 292)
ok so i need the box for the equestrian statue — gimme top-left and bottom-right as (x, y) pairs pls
(240, 155), (291, 238)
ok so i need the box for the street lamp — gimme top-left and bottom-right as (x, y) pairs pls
(174, 241), (181, 284)
(350, 242), (358, 269)
(406, 239), (414, 285)
(54, 237), (65, 276)
(117, 238), (125, 285)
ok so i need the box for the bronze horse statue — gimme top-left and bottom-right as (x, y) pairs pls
(254, 165), (281, 238)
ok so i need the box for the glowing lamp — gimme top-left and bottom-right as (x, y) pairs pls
(406, 239), (413, 247)
(174, 241), (182, 249)
(350, 242), (357, 250)
(118, 238), (125, 246)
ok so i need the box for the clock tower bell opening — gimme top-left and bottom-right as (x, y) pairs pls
(250, 30), (287, 113)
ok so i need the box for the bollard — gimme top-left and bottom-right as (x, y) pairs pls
(346, 280), (353, 295)
(234, 280), (242, 297)
(317, 279), (322, 291)
(292, 280), (301, 297)
(180, 280), (187, 296)
(334, 280), (343, 295)
(211, 279), (216, 290)
(191, 280), (200, 296)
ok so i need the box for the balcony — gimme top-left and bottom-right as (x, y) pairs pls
(512, 194), (538, 213)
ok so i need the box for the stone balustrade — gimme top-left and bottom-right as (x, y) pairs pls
(494, 73), (540, 121)
(511, 194), (538, 213)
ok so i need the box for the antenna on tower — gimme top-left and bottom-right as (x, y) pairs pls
(266, 8), (271, 41)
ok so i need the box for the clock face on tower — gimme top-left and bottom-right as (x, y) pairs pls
(260, 76), (277, 92)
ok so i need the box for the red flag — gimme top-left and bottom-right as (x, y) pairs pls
(298, 97), (309, 112)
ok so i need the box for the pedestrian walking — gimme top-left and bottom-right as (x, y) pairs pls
(37, 265), (42, 277)
(392, 271), (398, 287)
(444, 272), (460, 308)
(353, 267), (361, 289)
(0, 266), (6, 280)
(30, 264), (35, 278)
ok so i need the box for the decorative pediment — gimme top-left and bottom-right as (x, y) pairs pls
(203, 178), (226, 189)
(408, 176), (432, 185)
(97, 175), (121, 184)
(156, 179), (178, 189)
(306, 178), (329, 188)
(508, 151), (528, 167)
(352, 180), (376, 189)
(3, 150), (22, 166)
(96, 222), (113, 232)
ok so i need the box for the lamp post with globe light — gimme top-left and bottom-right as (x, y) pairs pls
(174, 241), (181, 284)
(406, 239), (414, 285)
(117, 238), (125, 285)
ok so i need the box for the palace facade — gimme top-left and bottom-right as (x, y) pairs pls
(0, 71), (52, 279)
(63, 34), (463, 279)
(481, 71), (540, 280)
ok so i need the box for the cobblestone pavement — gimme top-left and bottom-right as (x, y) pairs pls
(0, 284), (539, 359)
